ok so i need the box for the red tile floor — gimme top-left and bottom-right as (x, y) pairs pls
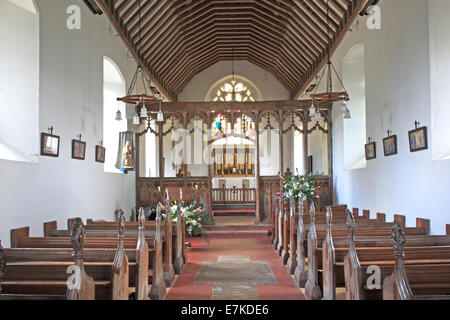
(166, 234), (306, 300)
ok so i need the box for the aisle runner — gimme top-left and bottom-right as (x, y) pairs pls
(194, 255), (277, 300)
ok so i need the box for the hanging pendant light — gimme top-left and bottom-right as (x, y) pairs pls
(115, 101), (122, 121)
(314, 111), (323, 122)
(157, 101), (164, 122)
(115, 110), (123, 121)
(344, 108), (351, 119)
(133, 113), (140, 125)
(133, 102), (140, 125)
(309, 101), (317, 118)
(310, 0), (350, 105)
(140, 105), (148, 118)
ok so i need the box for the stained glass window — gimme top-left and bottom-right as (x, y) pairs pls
(213, 80), (255, 102)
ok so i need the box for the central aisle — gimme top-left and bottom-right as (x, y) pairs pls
(166, 234), (306, 300)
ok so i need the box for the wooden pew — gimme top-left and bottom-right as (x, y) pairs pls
(149, 204), (166, 300)
(294, 200), (307, 287)
(111, 212), (129, 300)
(271, 195), (278, 247)
(1, 221), (96, 300)
(281, 198), (290, 264)
(173, 200), (184, 274)
(321, 208), (449, 300)
(46, 214), (179, 286)
(83, 189), (187, 275)
(344, 220), (450, 300)
(9, 211), (165, 299)
(293, 204), (396, 294)
(272, 197), (280, 250)
(302, 207), (428, 300)
(304, 199), (322, 300)
(286, 196), (297, 274)
(135, 208), (149, 300)
(383, 223), (450, 300)
(276, 198), (286, 256)
(162, 189), (175, 286)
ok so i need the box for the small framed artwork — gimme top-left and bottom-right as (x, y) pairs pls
(365, 141), (376, 160)
(72, 136), (86, 160)
(40, 132), (60, 157)
(409, 126), (428, 152)
(383, 134), (398, 157)
(95, 145), (105, 163)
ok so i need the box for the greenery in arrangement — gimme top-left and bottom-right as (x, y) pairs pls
(278, 171), (320, 202)
(168, 201), (211, 241)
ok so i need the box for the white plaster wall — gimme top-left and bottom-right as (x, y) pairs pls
(330, 0), (450, 235)
(178, 60), (290, 102)
(429, 0), (450, 160)
(0, 0), (140, 246)
(0, 0), (39, 163)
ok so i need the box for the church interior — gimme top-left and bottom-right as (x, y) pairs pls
(1, 0), (450, 302)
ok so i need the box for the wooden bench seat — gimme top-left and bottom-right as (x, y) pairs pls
(382, 224), (450, 300)
(343, 220), (450, 300)
(1, 280), (112, 300)
(1, 221), (97, 300)
(300, 205), (430, 300)
(2, 209), (158, 300)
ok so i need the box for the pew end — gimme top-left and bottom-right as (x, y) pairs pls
(416, 218), (430, 235)
(43, 221), (57, 237)
(394, 215), (406, 227)
(10, 227), (30, 248)
(67, 217), (82, 231)
(376, 213), (386, 223)
(362, 210), (370, 219)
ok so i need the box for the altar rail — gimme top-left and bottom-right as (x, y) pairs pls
(212, 188), (256, 204)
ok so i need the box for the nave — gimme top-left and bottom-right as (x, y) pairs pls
(2, 197), (450, 300)
(166, 234), (304, 300)
(1, 0), (450, 304)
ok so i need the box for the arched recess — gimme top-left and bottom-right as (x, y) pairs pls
(185, 112), (208, 177)
(0, 0), (39, 162)
(205, 74), (263, 102)
(103, 56), (127, 173)
(258, 111), (281, 176)
(343, 44), (367, 170)
(282, 112), (306, 175)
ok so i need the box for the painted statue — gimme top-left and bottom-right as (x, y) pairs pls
(122, 140), (133, 169)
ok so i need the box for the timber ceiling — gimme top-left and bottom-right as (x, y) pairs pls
(94, 0), (371, 101)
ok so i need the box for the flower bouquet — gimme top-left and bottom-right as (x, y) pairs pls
(280, 171), (320, 203)
(168, 201), (211, 242)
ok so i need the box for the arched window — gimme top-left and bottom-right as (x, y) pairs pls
(103, 57), (127, 173)
(0, 0), (39, 162)
(213, 79), (255, 102)
(343, 44), (367, 170)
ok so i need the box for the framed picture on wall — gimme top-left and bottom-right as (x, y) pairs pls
(72, 139), (86, 160)
(365, 141), (376, 160)
(40, 133), (60, 157)
(383, 135), (398, 157)
(95, 145), (105, 163)
(409, 126), (428, 152)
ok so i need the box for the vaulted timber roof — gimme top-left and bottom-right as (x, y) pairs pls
(94, 0), (372, 101)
